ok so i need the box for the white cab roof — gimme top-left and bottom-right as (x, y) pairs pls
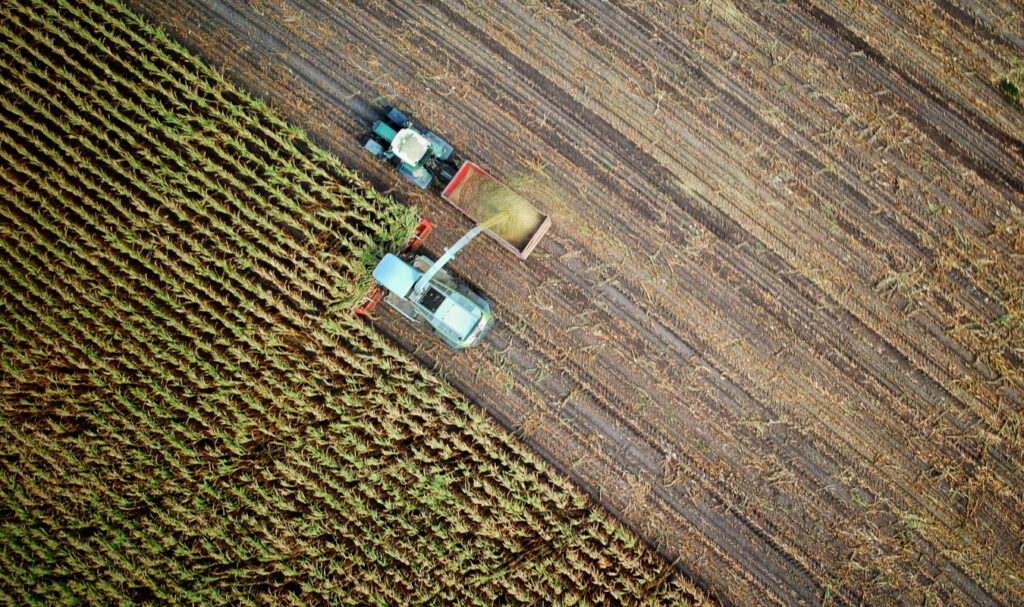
(391, 128), (429, 165)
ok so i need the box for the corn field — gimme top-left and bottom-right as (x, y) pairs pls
(0, 0), (709, 604)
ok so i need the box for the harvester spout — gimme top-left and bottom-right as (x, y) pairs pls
(412, 214), (507, 299)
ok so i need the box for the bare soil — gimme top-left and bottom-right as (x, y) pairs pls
(127, 0), (1024, 605)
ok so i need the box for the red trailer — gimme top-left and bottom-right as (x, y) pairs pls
(441, 161), (551, 260)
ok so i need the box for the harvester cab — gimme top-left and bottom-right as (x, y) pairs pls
(361, 106), (458, 189)
(355, 218), (495, 350)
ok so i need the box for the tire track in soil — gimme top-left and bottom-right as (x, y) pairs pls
(793, 1), (1024, 197)
(503, 2), (1021, 601)
(733, 0), (1019, 472)
(491, 252), (831, 605)
(939, 0), (1024, 54)
(570, 0), (940, 269)
(126, 0), (1024, 605)
(600, 0), (1022, 476)
(556, 0), (999, 444)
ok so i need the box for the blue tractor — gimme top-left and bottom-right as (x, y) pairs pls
(361, 106), (459, 189)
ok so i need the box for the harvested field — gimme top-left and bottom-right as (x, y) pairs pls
(125, 0), (1024, 605)
(0, 0), (709, 604)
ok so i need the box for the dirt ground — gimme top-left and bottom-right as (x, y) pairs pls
(127, 0), (1024, 604)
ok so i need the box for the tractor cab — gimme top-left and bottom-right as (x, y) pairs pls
(361, 106), (457, 189)
(391, 128), (430, 165)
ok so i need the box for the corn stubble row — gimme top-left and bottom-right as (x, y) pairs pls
(0, 0), (707, 604)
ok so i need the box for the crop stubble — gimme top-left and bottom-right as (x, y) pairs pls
(123, 0), (1024, 605)
(0, 0), (709, 604)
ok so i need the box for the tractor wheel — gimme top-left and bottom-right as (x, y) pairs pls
(385, 106), (411, 128)
(361, 135), (385, 159)
(437, 161), (458, 187)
